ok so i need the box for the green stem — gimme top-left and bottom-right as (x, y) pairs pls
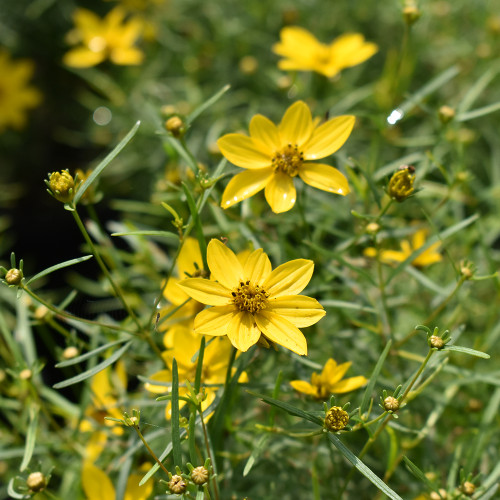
(199, 407), (220, 500)
(132, 424), (170, 477)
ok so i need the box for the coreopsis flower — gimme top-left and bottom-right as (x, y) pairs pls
(218, 101), (354, 213)
(178, 239), (325, 355)
(0, 49), (42, 133)
(364, 229), (442, 268)
(273, 26), (378, 78)
(145, 324), (244, 418)
(81, 461), (153, 500)
(291, 358), (367, 399)
(63, 7), (144, 68)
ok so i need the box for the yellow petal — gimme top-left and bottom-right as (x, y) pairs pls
(82, 461), (115, 500)
(330, 376), (368, 394)
(178, 277), (231, 306)
(412, 229), (427, 249)
(194, 305), (236, 336)
(273, 26), (322, 59)
(73, 8), (102, 34)
(278, 101), (313, 148)
(255, 311), (307, 355)
(221, 167), (273, 209)
(264, 171), (296, 213)
(110, 47), (144, 65)
(290, 380), (318, 396)
(124, 471), (154, 500)
(263, 259), (314, 297)
(303, 115), (355, 160)
(226, 311), (261, 352)
(249, 114), (280, 155)
(243, 248), (272, 285)
(177, 237), (203, 277)
(207, 239), (243, 289)
(267, 295), (325, 327)
(330, 33), (378, 68)
(217, 134), (272, 169)
(326, 361), (352, 385)
(63, 47), (106, 67)
(299, 163), (350, 195)
(163, 276), (190, 305)
(144, 369), (171, 393)
(378, 249), (407, 264)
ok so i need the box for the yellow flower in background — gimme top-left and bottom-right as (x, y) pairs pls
(291, 358), (367, 399)
(218, 101), (354, 213)
(63, 7), (144, 67)
(273, 26), (378, 78)
(82, 461), (153, 500)
(145, 324), (245, 419)
(178, 239), (325, 355)
(0, 49), (42, 133)
(364, 229), (442, 268)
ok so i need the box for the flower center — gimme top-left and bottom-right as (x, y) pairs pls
(272, 144), (303, 177)
(231, 280), (269, 314)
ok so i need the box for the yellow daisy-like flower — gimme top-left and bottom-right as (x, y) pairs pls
(291, 358), (367, 399)
(0, 49), (42, 133)
(273, 26), (378, 78)
(63, 7), (144, 68)
(218, 101), (354, 213)
(82, 461), (153, 500)
(178, 239), (325, 355)
(364, 229), (442, 268)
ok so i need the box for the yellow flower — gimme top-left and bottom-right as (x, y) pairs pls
(82, 461), (153, 500)
(273, 26), (378, 78)
(291, 358), (367, 399)
(0, 49), (42, 133)
(364, 229), (442, 268)
(63, 7), (144, 67)
(218, 101), (354, 213)
(145, 324), (243, 419)
(178, 239), (325, 355)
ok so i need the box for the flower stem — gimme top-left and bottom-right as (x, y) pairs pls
(132, 424), (170, 476)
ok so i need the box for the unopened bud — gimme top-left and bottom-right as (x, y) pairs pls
(27, 471), (46, 492)
(191, 465), (209, 485)
(63, 346), (79, 359)
(461, 481), (475, 496)
(47, 170), (75, 203)
(438, 105), (455, 124)
(429, 335), (445, 349)
(324, 406), (349, 432)
(5, 268), (23, 285)
(168, 474), (187, 494)
(383, 396), (400, 412)
(19, 369), (32, 380)
(403, 3), (421, 25)
(165, 116), (185, 138)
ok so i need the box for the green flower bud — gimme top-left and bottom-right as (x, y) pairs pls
(5, 268), (23, 285)
(27, 471), (46, 492)
(47, 170), (75, 203)
(324, 406), (349, 432)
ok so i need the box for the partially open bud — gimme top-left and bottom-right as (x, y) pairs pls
(5, 268), (23, 286)
(383, 396), (400, 413)
(324, 406), (349, 432)
(47, 170), (75, 203)
(191, 465), (209, 485)
(388, 166), (415, 202)
(168, 474), (187, 494)
(27, 471), (46, 492)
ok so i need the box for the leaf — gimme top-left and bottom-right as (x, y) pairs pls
(443, 345), (490, 359)
(187, 84), (231, 125)
(74, 121), (141, 205)
(170, 358), (182, 468)
(110, 230), (178, 241)
(20, 405), (39, 472)
(457, 101), (500, 122)
(328, 434), (404, 500)
(25, 255), (93, 285)
(403, 456), (440, 494)
(55, 339), (129, 368)
(53, 341), (132, 389)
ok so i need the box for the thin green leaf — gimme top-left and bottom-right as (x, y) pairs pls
(8, 478), (30, 499)
(182, 182), (208, 271)
(457, 66), (500, 114)
(171, 358), (182, 467)
(249, 391), (324, 426)
(53, 341), (132, 388)
(110, 230), (178, 241)
(443, 345), (490, 359)
(403, 456), (440, 494)
(20, 406), (39, 472)
(194, 337), (205, 394)
(328, 434), (404, 500)
(360, 340), (392, 415)
(322, 300), (376, 314)
(457, 101), (500, 122)
(55, 339), (128, 368)
(25, 255), (93, 286)
(187, 84), (231, 125)
(74, 121), (141, 205)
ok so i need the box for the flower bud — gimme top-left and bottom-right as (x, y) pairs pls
(429, 335), (445, 349)
(461, 481), (475, 496)
(383, 396), (400, 412)
(324, 406), (349, 432)
(388, 166), (415, 202)
(403, 1), (421, 25)
(27, 471), (46, 492)
(438, 105), (455, 124)
(430, 489), (447, 500)
(19, 369), (32, 380)
(168, 474), (187, 494)
(47, 170), (75, 203)
(5, 268), (23, 285)
(165, 116), (185, 138)
(191, 465), (209, 485)
(63, 346), (79, 359)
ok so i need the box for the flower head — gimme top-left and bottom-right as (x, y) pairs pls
(324, 406), (349, 432)
(63, 7), (144, 67)
(387, 165), (415, 202)
(47, 170), (76, 203)
(0, 49), (42, 133)
(178, 239), (325, 355)
(218, 101), (354, 213)
(273, 26), (378, 78)
(291, 358), (367, 399)
(364, 229), (442, 268)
